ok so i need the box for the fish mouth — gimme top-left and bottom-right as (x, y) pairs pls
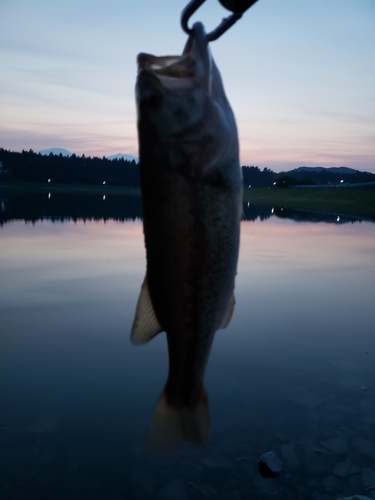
(136, 23), (209, 93)
(137, 53), (197, 90)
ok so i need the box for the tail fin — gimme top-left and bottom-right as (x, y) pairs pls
(145, 388), (209, 452)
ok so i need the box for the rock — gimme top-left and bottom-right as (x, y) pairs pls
(362, 467), (375, 489)
(300, 435), (316, 449)
(320, 437), (349, 454)
(177, 460), (202, 482)
(336, 405), (357, 414)
(157, 479), (188, 500)
(352, 438), (375, 458)
(281, 443), (300, 469)
(312, 446), (333, 456)
(253, 474), (283, 495)
(333, 460), (352, 477)
(337, 496), (374, 500)
(201, 457), (231, 469)
(300, 439), (333, 476)
(361, 416), (375, 425)
(331, 359), (362, 373)
(324, 413), (343, 423)
(306, 457), (333, 476)
(258, 451), (282, 478)
(340, 376), (366, 389)
(131, 470), (154, 495)
(349, 464), (361, 475)
(287, 387), (323, 408)
(24, 417), (59, 434)
(322, 475), (337, 492)
(359, 399), (375, 412)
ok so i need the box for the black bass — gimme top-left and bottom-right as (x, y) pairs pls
(132, 22), (242, 450)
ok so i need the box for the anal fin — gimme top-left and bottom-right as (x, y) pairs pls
(219, 292), (235, 330)
(131, 275), (163, 345)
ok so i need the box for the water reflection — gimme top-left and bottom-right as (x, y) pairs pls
(242, 202), (375, 225)
(0, 192), (143, 225)
(1, 215), (375, 498)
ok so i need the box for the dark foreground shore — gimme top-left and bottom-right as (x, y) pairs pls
(1, 181), (375, 219)
(244, 186), (375, 219)
(0, 181), (140, 196)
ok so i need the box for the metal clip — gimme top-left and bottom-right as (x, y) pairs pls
(181, 0), (243, 42)
(218, 1), (259, 14)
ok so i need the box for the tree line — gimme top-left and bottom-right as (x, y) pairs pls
(1, 148), (373, 188)
(0, 148), (140, 187)
(0, 149), (280, 188)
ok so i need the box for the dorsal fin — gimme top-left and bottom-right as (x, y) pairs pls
(219, 292), (235, 330)
(131, 276), (163, 345)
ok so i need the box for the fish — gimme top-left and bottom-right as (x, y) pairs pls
(132, 22), (242, 450)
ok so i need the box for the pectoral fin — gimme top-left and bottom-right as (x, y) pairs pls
(131, 276), (163, 345)
(219, 292), (235, 330)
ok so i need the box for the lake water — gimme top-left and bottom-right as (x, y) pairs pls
(1, 194), (375, 499)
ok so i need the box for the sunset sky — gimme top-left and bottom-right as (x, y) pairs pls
(1, 0), (374, 172)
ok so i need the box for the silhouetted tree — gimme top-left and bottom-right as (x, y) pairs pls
(0, 148), (140, 187)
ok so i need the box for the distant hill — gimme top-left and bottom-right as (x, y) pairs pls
(276, 165), (375, 188)
(108, 153), (138, 162)
(39, 148), (72, 157)
(291, 166), (358, 175)
(241, 164), (375, 188)
(38, 149), (138, 162)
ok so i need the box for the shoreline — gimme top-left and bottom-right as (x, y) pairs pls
(244, 186), (375, 219)
(0, 181), (141, 196)
(1, 181), (375, 219)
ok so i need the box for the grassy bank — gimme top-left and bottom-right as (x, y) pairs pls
(0, 180), (140, 196)
(244, 187), (375, 219)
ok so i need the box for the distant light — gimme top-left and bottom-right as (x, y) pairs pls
(340, 179), (344, 183)
(247, 202), (250, 207)
(48, 193), (51, 199)
(248, 185), (251, 188)
(273, 182), (276, 185)
(271, 208), (274, 214)
(337, 216), (340, 222)
(281, 208), (284, 211)
(48, 178), (51, 183)
(103, 195), (106, 200)
(103, 181), (106, 185)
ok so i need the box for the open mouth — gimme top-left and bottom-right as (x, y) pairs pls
(137, 53), (197, 89)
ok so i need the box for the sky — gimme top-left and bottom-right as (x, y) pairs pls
(1, 0), (374, 172)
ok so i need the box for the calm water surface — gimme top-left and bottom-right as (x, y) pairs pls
(1, 208), (375, 499)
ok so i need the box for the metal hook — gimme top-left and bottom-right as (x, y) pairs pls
(181, 0), (243, 42)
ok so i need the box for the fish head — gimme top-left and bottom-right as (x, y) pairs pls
(136, 23), (239, 178)
(136, 27), (210, 138)
(136, 58), (205, 138)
